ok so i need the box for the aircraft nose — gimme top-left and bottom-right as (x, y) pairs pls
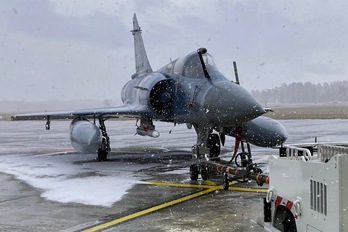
(265, 120), (288, 147)
(277, 124), (288, 144)
(203, 81), (265, 125)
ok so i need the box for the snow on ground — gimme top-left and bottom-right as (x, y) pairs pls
(0, 153), (143, 207)
(0, 121), (196, 207)
(2, 119), (348, 207)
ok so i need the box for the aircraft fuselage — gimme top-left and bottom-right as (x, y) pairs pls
(121, 51), (265, 127)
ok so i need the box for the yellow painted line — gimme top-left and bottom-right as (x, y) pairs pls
(146, 181), (213, 189)
(81, 181), (266, 231)
(228, 186), (268, 193)
(201, 180), (218, 186)
(81, 187), (218, 232)
(146, 181), (267, 193)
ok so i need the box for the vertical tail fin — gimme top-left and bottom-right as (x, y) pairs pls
(131, 14), (152, 78)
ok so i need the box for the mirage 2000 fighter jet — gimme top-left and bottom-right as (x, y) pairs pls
(12, 14), (287, 164)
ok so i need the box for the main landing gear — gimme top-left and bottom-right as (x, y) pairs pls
(97, 116), (110, 162)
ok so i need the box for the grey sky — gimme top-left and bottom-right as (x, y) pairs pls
(0, 0), (347, 103)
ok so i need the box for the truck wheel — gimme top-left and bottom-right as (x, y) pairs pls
(274, 206), (297, 232)
(283, 212), (297, 232)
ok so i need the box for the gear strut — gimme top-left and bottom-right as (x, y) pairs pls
(97, 116), (110, 161)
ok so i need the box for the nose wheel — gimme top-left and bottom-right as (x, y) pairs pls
(97, 137), (108, 161)
(190, 164), (199, 181)
(189, 164), (209, 181)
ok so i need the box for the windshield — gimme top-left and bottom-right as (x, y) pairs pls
(173, 52), (220, 78)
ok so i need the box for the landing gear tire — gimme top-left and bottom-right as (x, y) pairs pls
(190, 164), (199, 181)
(208, 134), (221, 158)
(201, 166), (208, 180)
(97, 148), (107, 162)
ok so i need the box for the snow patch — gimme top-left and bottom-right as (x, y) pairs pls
(0, 154), (141, 207)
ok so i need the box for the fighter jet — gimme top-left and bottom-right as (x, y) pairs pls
(12, 14), (287, 162)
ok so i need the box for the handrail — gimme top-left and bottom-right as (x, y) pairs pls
(319, 144), (348, 162)
(283, 143), (348, 162)
(285, 145), (312, 161)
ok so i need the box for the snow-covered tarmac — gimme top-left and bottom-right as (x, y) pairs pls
(0, 120), (196, 208)
(1, 119), (348, 231)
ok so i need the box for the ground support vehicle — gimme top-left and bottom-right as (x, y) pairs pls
(265, 143), (348, 232)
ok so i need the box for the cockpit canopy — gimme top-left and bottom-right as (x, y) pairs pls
(173, 51), (221, 78)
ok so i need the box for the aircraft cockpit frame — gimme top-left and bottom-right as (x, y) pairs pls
(173, 51), (221, 78)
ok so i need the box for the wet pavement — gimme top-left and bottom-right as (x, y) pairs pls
(1, 119), (348, 231)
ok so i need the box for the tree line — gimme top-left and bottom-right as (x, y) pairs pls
(251, 81), (348, 105)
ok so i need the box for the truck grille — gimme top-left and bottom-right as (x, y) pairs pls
(310, 180), (327, 215)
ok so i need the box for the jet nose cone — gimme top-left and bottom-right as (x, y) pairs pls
(239, 116), (288, 147)
(203, 81), (265, 125)
(266, 120), (288, 147)
(276, 123), (288, 145)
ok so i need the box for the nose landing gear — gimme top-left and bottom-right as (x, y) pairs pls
(207, 133), (221, 159)
(190, 163), (209, 181)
